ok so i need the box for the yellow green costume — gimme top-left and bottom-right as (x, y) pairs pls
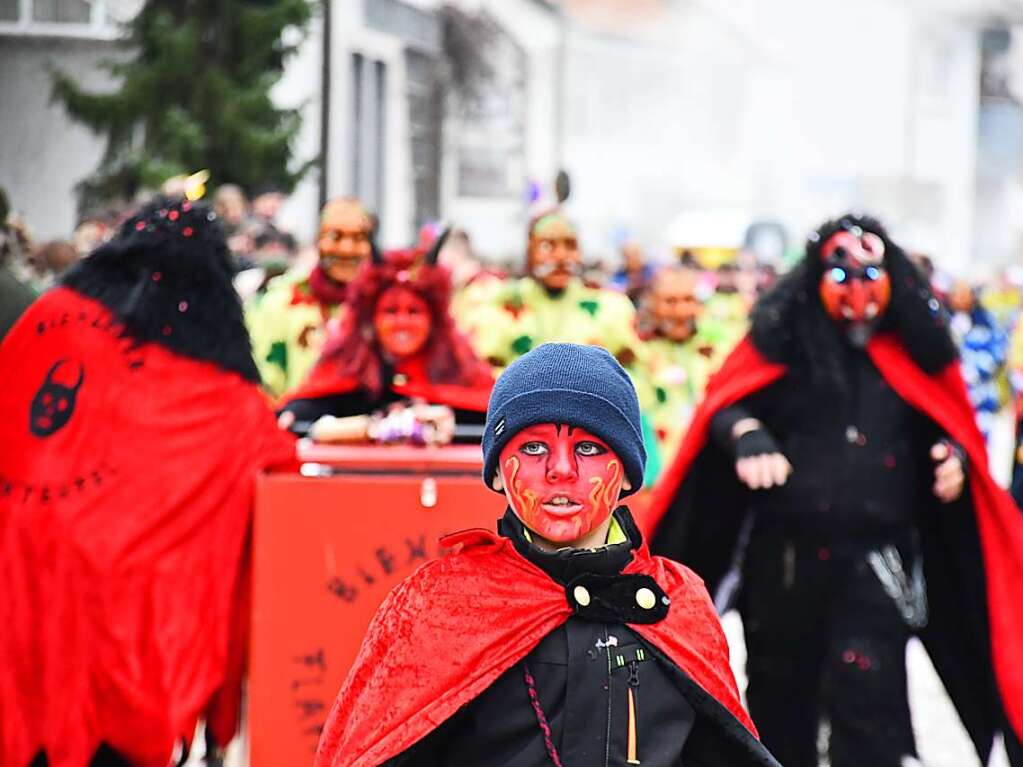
(461, 276), (661, 482)
(451, 274), (505, 332)
(636, 331), (730, 480)
(462, 277), (643, 368)
(982, 286), (1022, 331)
(702, 291), (749, 351)
(245, 268), (345, 398)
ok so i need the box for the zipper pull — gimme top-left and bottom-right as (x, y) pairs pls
(627, 659), (640, 688)
(627, 684), (641, 764)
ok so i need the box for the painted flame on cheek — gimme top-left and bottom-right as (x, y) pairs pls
(503, 454), (540, 520)
(604, 459), (622, 509)
(587, 458), (622, 514)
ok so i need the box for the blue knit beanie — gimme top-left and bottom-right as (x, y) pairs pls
(482, 343), (646, 496)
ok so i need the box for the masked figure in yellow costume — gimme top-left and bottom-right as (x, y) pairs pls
(464, 213), (643, 370)
(634, 267), (732, 478)
(246, 198), (373, 396)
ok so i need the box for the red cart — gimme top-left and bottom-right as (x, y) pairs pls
(248, 442), (503, 765)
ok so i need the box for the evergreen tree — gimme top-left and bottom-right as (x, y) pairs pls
(52, 0), (312, 210)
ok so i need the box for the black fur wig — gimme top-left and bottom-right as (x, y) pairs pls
(749, 213), (957, 389)
(61, 196), (260, 383)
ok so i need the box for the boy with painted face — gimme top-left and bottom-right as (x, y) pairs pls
(315, 343), (780, 767)
(497, 422), (625, 549)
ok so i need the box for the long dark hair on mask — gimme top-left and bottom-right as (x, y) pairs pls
(316, 247), (490, 397)
(750, 213), (957, 390)
(61, 196), (260, 383)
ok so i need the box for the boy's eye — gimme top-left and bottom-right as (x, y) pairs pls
(576, 441), (606, 456)
(521, 441), (548, 456)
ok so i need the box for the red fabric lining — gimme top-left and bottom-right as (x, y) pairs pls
(866, 335), (1023, 738)
(641, 337), (785, 537)
(314, 528), (755, 767)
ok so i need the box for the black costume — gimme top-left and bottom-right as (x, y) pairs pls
(385, 509), (701, 766)
(648, 215), (1023, 767)
(709, 350), (934, 767)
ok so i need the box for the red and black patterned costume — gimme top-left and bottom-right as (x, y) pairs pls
(646, 215), (1023, 767)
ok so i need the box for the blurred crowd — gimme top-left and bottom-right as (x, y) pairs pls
(6, 182), (1023, 491)
(6, 176), (1023, 767)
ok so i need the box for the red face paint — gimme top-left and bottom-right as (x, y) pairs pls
(373, 286), (432, 359)
(818, 230), (891, 326)
(499, 423), (624, 546)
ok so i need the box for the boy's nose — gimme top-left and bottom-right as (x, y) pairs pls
(546, 442), (578, 482)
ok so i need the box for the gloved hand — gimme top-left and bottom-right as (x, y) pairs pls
(736, 428), (781, 459)
(734, 426), (791, 490)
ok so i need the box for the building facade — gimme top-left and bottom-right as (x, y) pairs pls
(4, 0), (1023, 271)
(0, 0), (140, 240)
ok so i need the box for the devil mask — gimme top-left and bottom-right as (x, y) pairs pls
(528, 214), (581, 291)
(650, 268), (703, 343)
(818, 225), (892, 346)
(374, 285), (432, 360)
(318, 198), (373, 286)
(499, 423), (624, 548)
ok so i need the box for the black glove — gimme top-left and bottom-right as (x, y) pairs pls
(735, 428), (781, 459)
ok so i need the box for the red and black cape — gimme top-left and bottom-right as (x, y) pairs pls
(314, 527), (772, 767)
(642, 334), (1023, 760)
(0, 289), (296, 767)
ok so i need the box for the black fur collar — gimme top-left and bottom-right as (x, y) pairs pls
(750, 214), (957, 382)
(61, 198), (259, 383)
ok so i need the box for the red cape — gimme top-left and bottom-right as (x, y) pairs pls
(0, 289), (296, 767)
(643, 333), (1023, 744)
(282, 352), (494, 413)
(314, 526), (757, 767)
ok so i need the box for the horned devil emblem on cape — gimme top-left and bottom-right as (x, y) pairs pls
(29, 359), (85, 437)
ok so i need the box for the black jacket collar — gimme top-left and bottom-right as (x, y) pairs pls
(497, 506), (643, 585)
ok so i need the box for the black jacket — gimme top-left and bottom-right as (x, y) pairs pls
(384, 508), (780, 767)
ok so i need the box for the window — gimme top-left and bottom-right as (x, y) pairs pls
(33, 0), (91, 23)
(348, 52), (388, 219)
(454, 20), (526, 199)
(0, 0), (140, 37)
(0, 0), (18, 22)
(407, 48), (442, 227)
